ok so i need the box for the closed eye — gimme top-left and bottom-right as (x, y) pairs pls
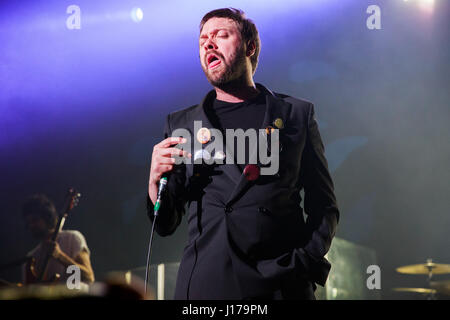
(217, 30), (228, 37)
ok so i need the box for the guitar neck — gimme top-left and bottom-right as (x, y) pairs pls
(50, 214), (67, 242)
(37, 213), (68, 281)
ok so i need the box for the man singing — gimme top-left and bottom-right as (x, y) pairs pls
(147, 8), (339, 300)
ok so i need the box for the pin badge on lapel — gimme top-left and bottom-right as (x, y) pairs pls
(213, 150), (226, 161)
(273, 118), (284, 129)
(265, 121), (283, 152)
(197, 127), (211, 144)
(194, 149), (211, 162)
(243, 164), (260, 181)
(264, 126), (275, 136)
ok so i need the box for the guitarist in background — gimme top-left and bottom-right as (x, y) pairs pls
(21, 194), (95, 285)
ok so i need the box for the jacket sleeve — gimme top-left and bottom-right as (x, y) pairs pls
(146, 114), (188, 237)
(257, 103), (339, 287)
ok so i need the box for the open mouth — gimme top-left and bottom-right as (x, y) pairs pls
(207, 54), (222, 69)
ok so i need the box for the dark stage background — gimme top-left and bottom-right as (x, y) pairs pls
(1, 0), (449, 299)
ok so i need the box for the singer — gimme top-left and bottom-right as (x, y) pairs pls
(147, 8), (339, 300)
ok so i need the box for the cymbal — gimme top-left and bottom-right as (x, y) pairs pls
(396, 261), (450, 275)
(392, 287), (437, 294)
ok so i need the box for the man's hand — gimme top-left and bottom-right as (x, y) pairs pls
(148, 137), (191, 205)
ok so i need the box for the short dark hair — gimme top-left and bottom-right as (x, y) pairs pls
(22, 194), (58, 229)
(199, 8), (261, 74)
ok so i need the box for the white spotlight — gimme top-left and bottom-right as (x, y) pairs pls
(418, 0), (435, 14)
(131, 7), (144, 23)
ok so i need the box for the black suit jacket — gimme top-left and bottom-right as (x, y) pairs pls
(147, 83), (339, 300)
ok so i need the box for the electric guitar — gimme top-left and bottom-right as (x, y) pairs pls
(25, 188), (81, 284)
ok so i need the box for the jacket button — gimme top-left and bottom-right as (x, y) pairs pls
(225, 206), (233, 213)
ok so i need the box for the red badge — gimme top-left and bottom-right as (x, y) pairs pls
(243, 164), (260, 181)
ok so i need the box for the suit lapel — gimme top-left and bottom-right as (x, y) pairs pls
(225, 84), (292, 206)
(188, 84), (292, 206)
(189, 89), (242, 185)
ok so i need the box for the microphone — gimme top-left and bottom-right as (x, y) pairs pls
(153, 174), (169, 217)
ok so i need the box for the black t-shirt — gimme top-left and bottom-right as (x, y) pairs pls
(205, 91), (266, 171)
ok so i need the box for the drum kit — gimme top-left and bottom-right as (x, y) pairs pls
(393, 258), (450, 299)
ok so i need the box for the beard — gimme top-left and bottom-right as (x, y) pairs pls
(201, 43), (247, 88)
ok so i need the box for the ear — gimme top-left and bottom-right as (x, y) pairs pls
(246, 41), (256, 58)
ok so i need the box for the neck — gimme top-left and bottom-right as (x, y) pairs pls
(214, 74), (259, 103)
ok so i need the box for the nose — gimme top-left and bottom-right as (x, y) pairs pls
(204, 38), (217, 51)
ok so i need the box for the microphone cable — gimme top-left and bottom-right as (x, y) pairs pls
(144, 176), (168, 297)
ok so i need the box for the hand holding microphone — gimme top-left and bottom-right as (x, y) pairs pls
(146, 136), (190, 295)
(148, 136), (191, 207)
